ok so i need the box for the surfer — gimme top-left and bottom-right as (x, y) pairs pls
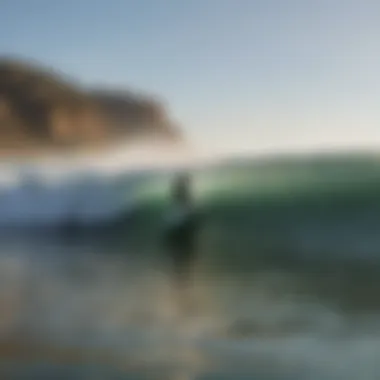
(163, 172), (201, 289)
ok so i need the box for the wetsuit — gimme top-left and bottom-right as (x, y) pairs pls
(163, 175), (200, 282)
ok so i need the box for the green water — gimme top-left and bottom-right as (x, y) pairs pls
(133, 153), (380, 266)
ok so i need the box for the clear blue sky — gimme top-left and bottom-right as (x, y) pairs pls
(1, 0), (380, 154)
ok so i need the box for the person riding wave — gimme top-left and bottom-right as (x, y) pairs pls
(163, 172), (201, 285)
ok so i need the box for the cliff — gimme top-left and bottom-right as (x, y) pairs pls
(0, 58), (183, 154)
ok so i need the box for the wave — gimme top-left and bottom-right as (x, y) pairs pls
(0, 149), (379, 232)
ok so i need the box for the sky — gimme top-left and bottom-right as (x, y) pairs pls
(1, 0), (380, 155)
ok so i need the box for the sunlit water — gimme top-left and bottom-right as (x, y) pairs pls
(0, 228), (380, 379)
(1, 154), (380, 379)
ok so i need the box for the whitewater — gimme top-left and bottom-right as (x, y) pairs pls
(0, 142), (212, 227)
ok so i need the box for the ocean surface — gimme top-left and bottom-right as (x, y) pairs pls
(1, 152), (380, 379)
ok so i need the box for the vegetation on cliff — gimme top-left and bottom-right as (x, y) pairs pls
(0, 57), (183, 154)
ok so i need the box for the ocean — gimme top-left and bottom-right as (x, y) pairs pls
(1, 151), (380, 379)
